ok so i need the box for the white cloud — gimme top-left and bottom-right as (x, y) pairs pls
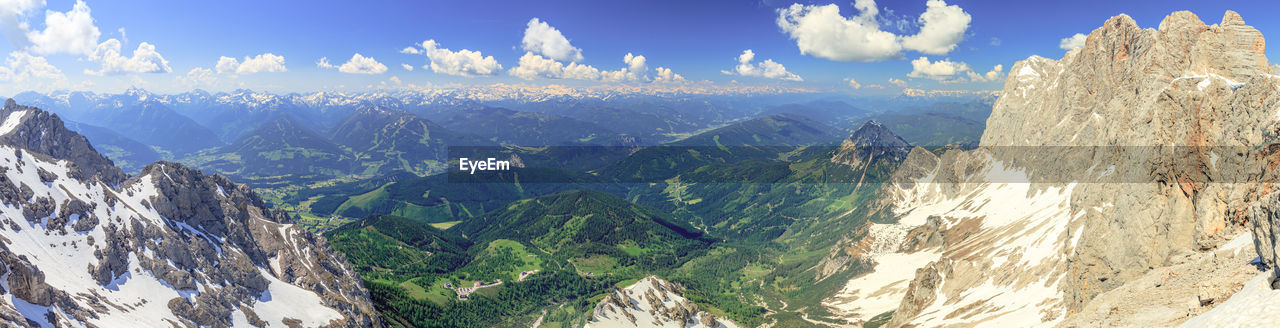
(413, 40), (502, 76)
(521, 18), (583, 62)
(888, 77), (906, 87)
(400, 46), (421, 55)
(318, 54), (387, 74)
(401, 63), (414, 71)
(725, 49), (802, 81)
(216, 53), (287, 74)
(845, 77), (861, 89)
(966, 64), (1003, 82)
(26, 0), (99, 55)
(776, 0), (970, 62)
(0, 51), (63, 82)
(509, 51), (681, 83)
(337, 53), (387, 74)
(0, 0), (43, 48)
(180, 67), (215, 87)
(1059, 33), (1087, 50)
(600, 53), (648, 82)
(908, 56), (1003, 83)
(907, 56), (969, 81)
(84, 38), (171, 75)
(900, 0), (970, 55)
(776, 1), (899, 62)
(316, 57), (334, 68)
(653, 66), (684, 83)
(509, 52), (600, 80)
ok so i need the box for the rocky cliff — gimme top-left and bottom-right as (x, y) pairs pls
(824, 10), (1280, 327)
(585, 276), (738, 328)
(0, 100), (377, 326)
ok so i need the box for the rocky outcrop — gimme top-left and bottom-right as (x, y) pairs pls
(585, 276), (738, 328)
(0, 99), (125, 185)
(0, 102), (378, 327)
(830, 10), (1279, 328)
(1251, 192), (1280, 288)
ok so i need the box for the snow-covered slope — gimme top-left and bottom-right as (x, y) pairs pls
(0, 100), (377, 327)
(824, 10), (1279, 328)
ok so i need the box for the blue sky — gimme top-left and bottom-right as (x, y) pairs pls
(0, 0), (1278, 95)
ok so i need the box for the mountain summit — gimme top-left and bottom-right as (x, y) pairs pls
(824, 10), (1280, 327)
(830, 120), (910, 168)
(0, 100), (377, 327)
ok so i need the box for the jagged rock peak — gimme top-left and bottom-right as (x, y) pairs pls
(831, 120), (910, 168)
(0, 102), (379, 326)
(847, 120), (908, 148)
(0, 99), (125, 185)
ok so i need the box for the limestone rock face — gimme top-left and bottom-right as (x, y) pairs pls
(0, 101), (378, 327)
(1251, 192), (1280, 288)
(0, 99), (125, 186)
(825, 10), (1280, 327)
(585, 276), (738, 328)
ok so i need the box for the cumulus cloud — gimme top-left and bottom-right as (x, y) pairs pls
(180, 67), (215, 87)
(216, 53), (287, 74)
(776, 1), (899, 62)
(776, 0), (970, 62)
(966, 64), (1003, 82)
(521, 18), (583, 62)
(908, 57), (1003, 83)
(1059, 33), (1087, 50)
(888, 77), (907, 87)
(653, 66), (685, 83)
(724, 49), (802, 81)
(26, 0), (99, 55)
(600, 52), (648, 82)
(845, 77), (861, 89)
(84, 38), (171, 75)
(907, 56), (969, 81)
(509, 52), (599, 80)
(0, 0), (43, 48)
(406, 40), (502, 76)
(401, 63), (413, 71)
(336, 53), (387, 74)
(0, 51), (63, 82)
(899, 0), (970, 55)
(318, 54), (387, 74)
(509, 51), (681, 83)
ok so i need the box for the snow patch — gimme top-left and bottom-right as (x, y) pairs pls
(252, 269), (342, 327)
(0, 110), (28, 136)
(1181, 271), (1280, 327)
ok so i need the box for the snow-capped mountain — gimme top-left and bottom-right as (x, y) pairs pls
(0, 99), (377, 326)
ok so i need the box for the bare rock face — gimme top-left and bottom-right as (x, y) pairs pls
(831, 120), (911, 168)
(1250, 192), (1280, 288)
(0, 102), (378, 327)
(827, 10), (1280, 327)
(0, 99), (125, 186)
(585, 276), (739, 328)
